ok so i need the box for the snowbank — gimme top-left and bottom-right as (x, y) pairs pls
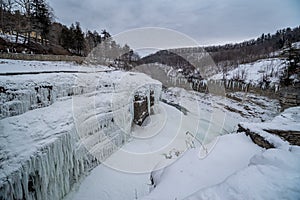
(186, 147), (300, 200)
(143, 133), (300, 200)
(142, 106), (300, 200)
(142, 133), (262, 200)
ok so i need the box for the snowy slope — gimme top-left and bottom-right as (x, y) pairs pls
(186, 146), (300, 200)
(210, 58), (286, 87)
(292, 41), (300, 49)
(143, 133), (262, 200)
(142, 106), (300, 200)
(0, 33), (26, 44)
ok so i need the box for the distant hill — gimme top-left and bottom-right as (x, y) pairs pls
(137, 26), (300, 78)
(137, 50), (195, 72)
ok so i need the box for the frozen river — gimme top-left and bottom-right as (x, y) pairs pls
(65, 100), (236, 200)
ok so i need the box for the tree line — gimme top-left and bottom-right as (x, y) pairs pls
(0, 0), (52, 44)
(0, 0), (137, 63)
(139, 26), (300, 77)
(205, 26), (300, 66)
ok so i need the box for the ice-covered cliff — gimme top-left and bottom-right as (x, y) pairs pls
(0, 60), (162, 200)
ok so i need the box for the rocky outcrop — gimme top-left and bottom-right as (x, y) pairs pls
(237, 106), (300, 149)
(264, 129), (300, 146)
(133, 90), (156, 125)
(237, 124), (275, 149)
(279, 83), (300, 110)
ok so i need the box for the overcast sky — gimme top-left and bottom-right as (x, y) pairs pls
(48, 0), (300, 46)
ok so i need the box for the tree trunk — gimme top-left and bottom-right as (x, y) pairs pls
(15, 32), (19, 43)
(28, 31), (31, 44)
(23, 33), (27, 44)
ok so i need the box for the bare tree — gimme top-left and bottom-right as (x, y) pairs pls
(15, 0), (33, 43)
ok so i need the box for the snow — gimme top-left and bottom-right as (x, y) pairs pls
(143, 134), (262, 200)
(143, 106), (300, 200)
(65, 157), (150, 200)
(0, 59), (162, 120)
(1, 59), (297, 200)
(0, 59), (110, 73)
(186, 148), (300, 200)
(0, 96), (111, 198)
(135, 48), (159, 58)
(0, 33), (25, 44)
(210, 58), (286, 87)
(0, 60), (162, 200)
(0, 99), (87, 199)
(292, 41), (300, 49)
(239, 106), (300, 149)
(64, 101), (183, 200)
(68, 87), (281, 200)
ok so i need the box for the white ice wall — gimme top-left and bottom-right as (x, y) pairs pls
(0, 70), (162, 200)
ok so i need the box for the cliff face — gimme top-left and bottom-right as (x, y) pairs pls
(0, 63), (162, 200)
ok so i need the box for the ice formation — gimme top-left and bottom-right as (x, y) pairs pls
(0, 62), (162, 200)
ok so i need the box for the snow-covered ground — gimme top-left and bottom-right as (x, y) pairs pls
(0, 59), (163, 119)
(67, 86), (283, 200)
(0, 33), (26, 44)
(210, 58), (286, 87)
(144, 106), (300, 200)
(0, 61), (114, 119)
(144, 133), (262, 200)
(185, 143), (300, 200)
(142, 108), (300, 200)
(0, 59), (111, 73)
(67, 102), (184, 200)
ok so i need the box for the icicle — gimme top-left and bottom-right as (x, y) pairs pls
(146, 86), (150, 116)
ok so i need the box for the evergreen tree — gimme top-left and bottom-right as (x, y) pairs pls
(74, 22), (84, 55)
(31, 0), (52, 44)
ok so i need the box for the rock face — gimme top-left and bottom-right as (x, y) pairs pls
(264, 129), (300, 146)
(133, 90), (155, 125)
(237, 124), (275, 149)
(280, 83), (300, 110)
(237, 106), (300, 149)
(0, 69), (162, 200)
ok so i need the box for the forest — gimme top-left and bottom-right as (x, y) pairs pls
(0, 0), (135, 58)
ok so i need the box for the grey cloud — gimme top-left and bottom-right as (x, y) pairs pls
(48, 0), (300, 46)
